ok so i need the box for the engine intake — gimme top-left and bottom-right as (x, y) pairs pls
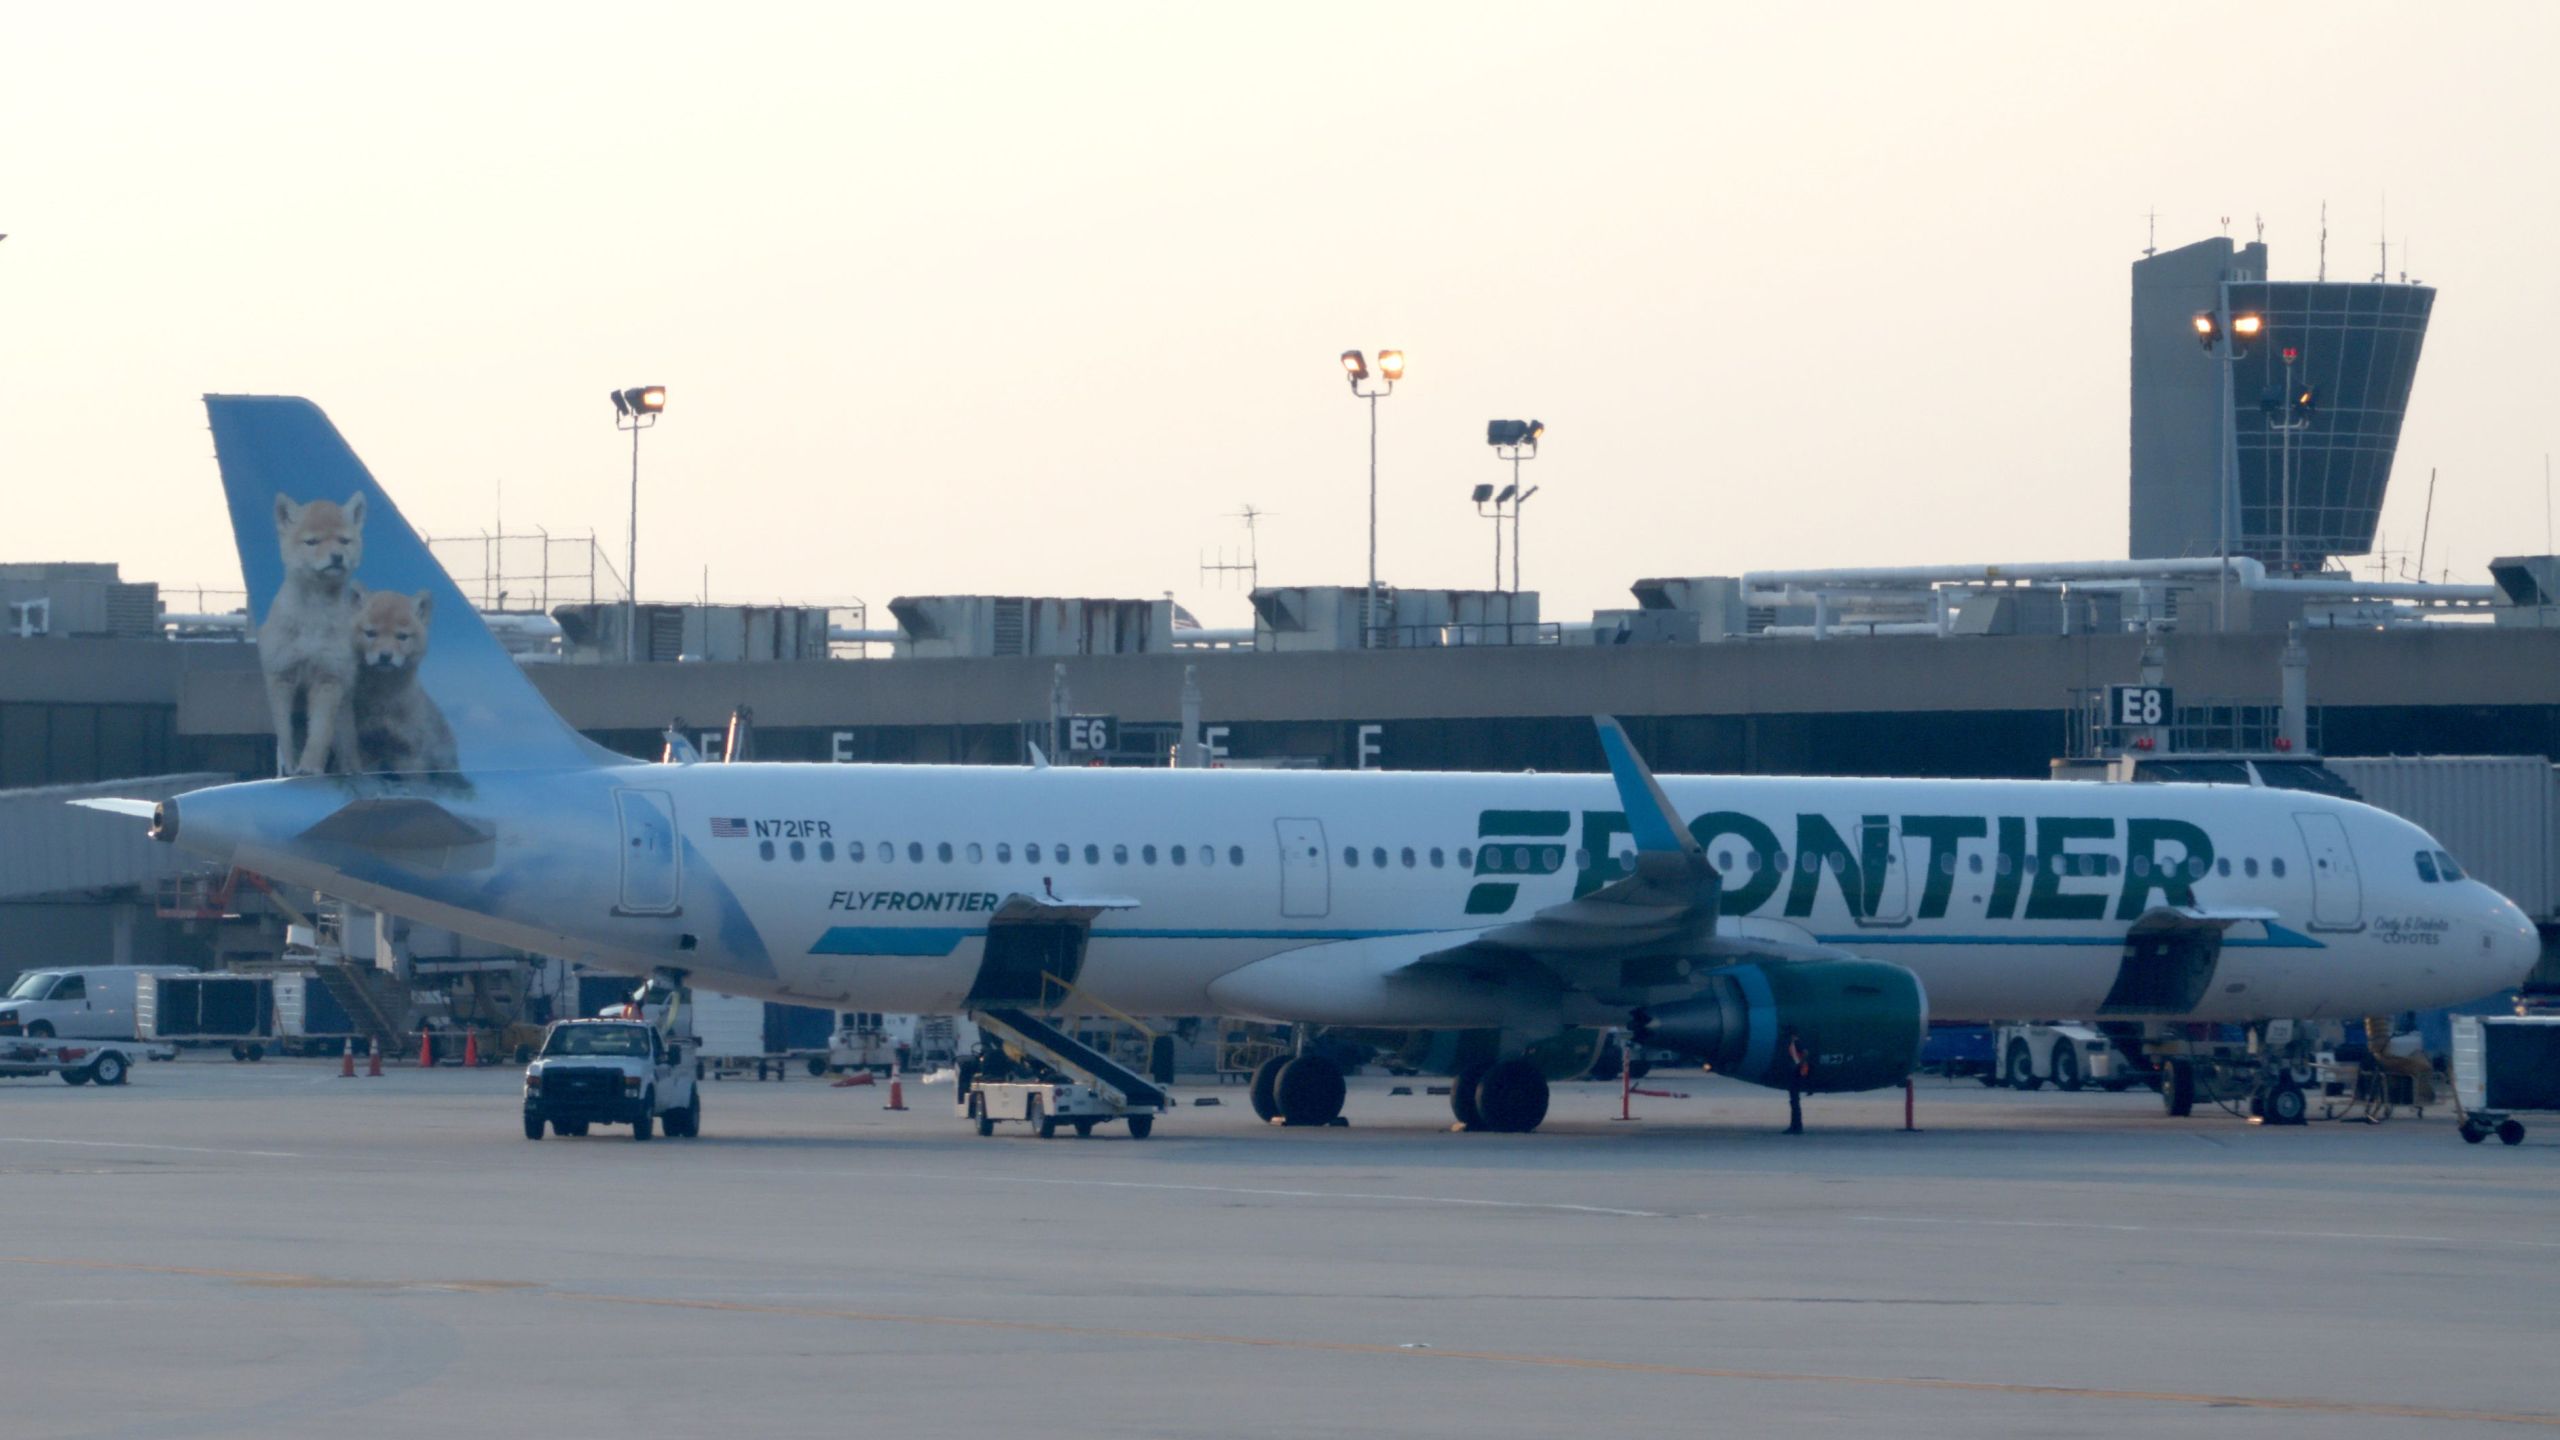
(1630, 958), (1925, 1094)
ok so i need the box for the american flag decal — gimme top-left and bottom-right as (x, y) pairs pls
(709, 817), (750, 839)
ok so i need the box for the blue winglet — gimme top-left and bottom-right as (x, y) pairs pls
(1594, 717), (1696, 856)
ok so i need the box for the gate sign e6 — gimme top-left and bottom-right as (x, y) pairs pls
(2109, 684), (2172, 728)
(1065, 715), (1116, 754)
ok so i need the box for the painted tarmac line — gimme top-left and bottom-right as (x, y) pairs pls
(4, 1255), (2553, 1428)
(766, 1167), (1668, 1218)
(0, 1137), (307, 1159)
(1849, 1213), (2560, 1250)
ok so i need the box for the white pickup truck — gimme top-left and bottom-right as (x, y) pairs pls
(521, 1018), (701, 1141)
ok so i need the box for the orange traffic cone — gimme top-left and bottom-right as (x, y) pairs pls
(463, 1030), (480, 1068)
(367, 1038), (383, 1077)
(884, 1067), (907, 1111)
(418, 1029), (434, 1068)
(339, 1039), (356, 1078)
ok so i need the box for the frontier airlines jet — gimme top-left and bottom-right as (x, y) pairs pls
(88, 397), (2540, 1134)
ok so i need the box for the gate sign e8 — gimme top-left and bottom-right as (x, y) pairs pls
(2109, 684), (2172, 728)
(1065, 715), (1116, 753)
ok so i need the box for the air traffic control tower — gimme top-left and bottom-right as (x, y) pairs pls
(2129, 235), (2434, 574)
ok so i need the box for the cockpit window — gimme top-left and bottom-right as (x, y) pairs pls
(2414, 851), (2439, 883)
(2436, 850), (2466, 882)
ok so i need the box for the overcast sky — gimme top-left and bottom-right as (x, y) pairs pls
(5, 2), (2556, 627)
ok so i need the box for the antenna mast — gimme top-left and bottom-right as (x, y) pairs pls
(1198, 504), (1266, 593)
(2415, 468), (2436, 581)
(2318, 200), (2328, 281)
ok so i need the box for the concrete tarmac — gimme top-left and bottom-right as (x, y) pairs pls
(2, 1057), (2555, 1438)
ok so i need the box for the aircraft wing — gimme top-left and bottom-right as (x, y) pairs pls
(1394, 718), (1865, 996)
(2129, 904), (2281, 933)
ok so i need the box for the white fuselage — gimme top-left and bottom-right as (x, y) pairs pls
(239, 762), (2531, 1030)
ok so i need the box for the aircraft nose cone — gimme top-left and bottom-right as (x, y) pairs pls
(2483, 895), (2543, 989)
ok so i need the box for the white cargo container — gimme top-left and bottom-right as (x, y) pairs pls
(683, 990), (769, 1068)
(2324, 757), (2558, 920)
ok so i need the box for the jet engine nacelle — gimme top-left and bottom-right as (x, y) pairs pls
(1630, 958), (1925, 1094)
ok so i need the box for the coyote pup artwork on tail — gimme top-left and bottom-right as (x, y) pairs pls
(259, 493), (366, 775)
(351, 586), (458, 776)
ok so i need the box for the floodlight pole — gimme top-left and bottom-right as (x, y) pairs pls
(616, 407), (658, 663)
(1349, 376), (1394, 644)
(1492, 441), (1539, 594)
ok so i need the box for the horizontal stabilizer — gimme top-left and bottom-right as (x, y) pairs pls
(300, 797), (492, 851)
(67, 797), (158, 820)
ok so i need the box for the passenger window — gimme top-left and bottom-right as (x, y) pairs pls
(2415, 851), (2439, 883)
(1142, 845), (1158, 865)
(1084, 844), (1101, 865)
(2216, 858), (2230, 877)
(937, 842), (953, 864)
(2437, 850), (2466, 881)
(1540, 847), (1561, 870)
(1745, 851), (1762, 873)
(996, 843), (1012, 863)
(966, 843), (983, 863)
(789, 841), (806, 862)
(1457, 847), (1474, 869)
(759, 840), (776, 861)
(907, 842), (924, 863)
(819, 841), (835, 862)
(1483, 848), (1504, 872)
(2272, 858), (2287, 878)
(1996, 854), (2013, 876)
(1373, 847), (1388, 869)
(1714, 850), (1732, 870)
(1968, 853), (1983, 875)
(1344, 848), (1360, 868)
(878, 840), (893, 862)
(2244, 858), (2259, 878)
(1940, 853), (1957, 876)
(1228, 845), (1244, 866)
(1171, 845), (1186, 866)
(1200, 845), (1216, 868)
(1105, 844), (1123, 864)
(1430, 847), (1444, 868)
(1402, 847), (1417, 869)
(847, 841), (865, 862)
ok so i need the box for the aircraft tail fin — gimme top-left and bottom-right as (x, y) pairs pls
(207, 395), (611, 776)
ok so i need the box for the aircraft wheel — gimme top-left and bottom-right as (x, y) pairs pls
(1450, 1061), (1493, 1129)
(2161, 1060), (2195, 1118)
(2051, 1044), (2083, 1092)
(2006, 1041), (2041, 1091)
(1474, 1059), (1551, 1134)
(1249, 1055), (1287, 1122)
(2498, 1119), (2527, 1146)
(1275, 1055), (1347, 1126)
(2266, 1083), (2308, 1126)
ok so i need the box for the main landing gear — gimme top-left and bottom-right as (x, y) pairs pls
(1249, 1049), (1554, 1133)
(1452, 1058), (1549, 1133)
(1250, 1053), (1347, 1127)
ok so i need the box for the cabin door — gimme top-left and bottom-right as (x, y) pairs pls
(1275, 818), (1330, 918)
(615, 789), (683, 915)
(2293, 813), (2363, 931)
